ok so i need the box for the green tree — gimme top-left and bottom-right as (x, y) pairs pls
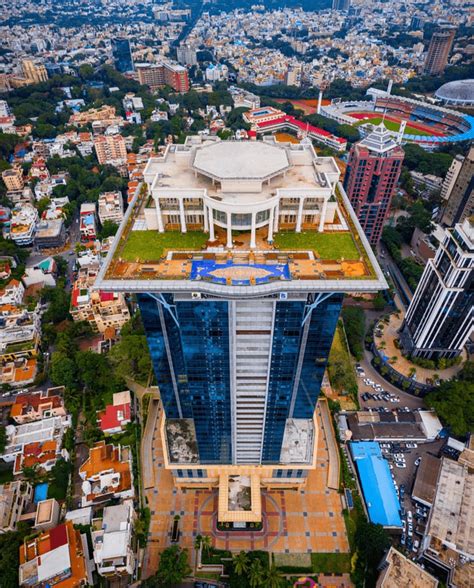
(0, 425), (6, 453)
(233, 550), (250, 576)
(201, 534), (212, 557)
(248, 558), (265, 588)
(99, 219), (118, 239)
(50, 352), (77, 390)
(262, 565), (284, 588)
(354, 521), (390, 585)
(425, 380), (474, 438)
(341, 307), (365, 360)
(0, 522), (32, 588)
(150, 545), (191, 586)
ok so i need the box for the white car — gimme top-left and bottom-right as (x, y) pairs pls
(395, 462), (407, 468)
(407, 511), (413, 523)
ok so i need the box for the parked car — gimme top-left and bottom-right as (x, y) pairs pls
(407, 511), (413, 523)
(395, 462), (407, 468)
(414, 457), (422, 467)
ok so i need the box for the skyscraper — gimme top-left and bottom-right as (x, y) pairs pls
(332, 0), (350, 10)
(400, 217), (474, 360)
(96, 137), (385, 517)
(441, 147), (474, 227)
(343, 124), (404, 246)
(112, 39), (134, 73)
(423, 28), (456, 76)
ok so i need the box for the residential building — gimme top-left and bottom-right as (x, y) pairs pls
(285, 64), (302, 87)
(10, 387), (66, 425)
(0, 481), (33, 534)
(409, 171), (442, 196)
(421, 456), (474, 588)
(1, 167), (24, 191)
(400, 217), (474, 359)
(423, 28), (456, 75)
(0, 100), (11, 117)
(79, 202), (97, 242)
(0, 304), (41, 364)
(441, 146), (474, 227)
(136, 62), (189, 93)
(71, 266), (130, 333)
(94, 134), (127, 167)
(34, 498), (60, 531)
(35, 219), (66, 249)
(69, 105), (121, 127)
(377, 547), (438, 588)
(112, 38), (134, 73)
(205, 64), (229, 82)
(22, 60), (48, 84)
(0, 415), (71, 465)
(78, 441), (134, 507)
(97, 391), (132, 435)
(98, 191), (124, 225)
(19, 521), (90, 587)
(122, 93), (144, 112)
(440, 154), (464, 203)
(95, 135), (385, 518)
(344, 124), (404, 245)
(92, 500), (136, 578)
(177, 44), (197, 66)
(0, 358), (37, 388)
(9, 204), (39, 246)
(0, 279), (24, 305)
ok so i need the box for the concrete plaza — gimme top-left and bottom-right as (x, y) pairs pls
(142, 402), (350, 578)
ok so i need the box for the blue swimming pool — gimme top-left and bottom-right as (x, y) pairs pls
(34, 482), (48, 503)
(349, 441), (402, 528)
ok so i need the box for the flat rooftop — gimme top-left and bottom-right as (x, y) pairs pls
(350, 441), (402, 528)
(379, 547), (438, 588)
(95, 137), (387, 295)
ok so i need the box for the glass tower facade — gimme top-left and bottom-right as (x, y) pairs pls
(138, 292), (343, 465)
(112, 39), (134, 73)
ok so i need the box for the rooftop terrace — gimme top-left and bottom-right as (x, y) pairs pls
(96, 138), (387, 295)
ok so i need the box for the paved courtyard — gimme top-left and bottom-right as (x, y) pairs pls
(142, 404), (349, 578)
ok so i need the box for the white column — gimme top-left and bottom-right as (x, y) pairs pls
(250, 212), (256, 248)
(319, 198), (327, 232)
(268, 207), (274, 242)
(208, 206), (215, 241)
(296, 197), (305, 233)
(179, 198), (186, 233)
(155, 197), (164, 233)
(226, 211), (232, 248)
(273, 201), (279, 233)
(203, 204), (209, 232)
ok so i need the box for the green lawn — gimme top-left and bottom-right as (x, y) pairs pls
(352, 117), (431, 136)
(310, 552), (352, 574)
(274, 232), (359, 260)
(119, 230), (209, 262)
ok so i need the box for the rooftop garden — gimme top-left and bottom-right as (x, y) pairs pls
(118, 230), (209, 262)
(274, 231), (360, 260)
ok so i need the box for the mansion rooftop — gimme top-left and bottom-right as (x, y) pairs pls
(96, 136), (386, 295)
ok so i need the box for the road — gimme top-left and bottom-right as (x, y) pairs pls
(378, 243), (413, 310)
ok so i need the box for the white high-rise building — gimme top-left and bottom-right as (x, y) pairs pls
(400, 217), (474, 359)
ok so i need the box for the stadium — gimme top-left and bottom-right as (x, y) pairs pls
(321, 87), (474, 148)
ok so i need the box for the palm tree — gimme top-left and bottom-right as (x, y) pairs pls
(200, 535), (212, 557)
(233, 551), (249, 576)
(193, 534), (202, 551)
(248, 558), (265, 588)
(263, 565), (284, 588)
(193, 534), (202, 571)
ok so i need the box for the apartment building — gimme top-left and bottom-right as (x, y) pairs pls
(9, 204), (39, 246)
(1, 167), (24, 191)
(0, 304), (41, 363)
(94, 134), (127, 167)
(0, 481), (33, 534)
(78, 441), (134, 507)
(0, 279), (24, 305)
(79, 202), (97, 242)
(70, 266), (130, 333)
(69, 105), (119, 126)
(13, 438), (64, 476)
(136, 61), (189, 93)
(423, 28), (456, 75)
(98, 191), (124, 225)
(21, 60), (48, 84)
(19, 521), (90, 587)
(441, 146), (474, 227)
(92, 500), (136, 578)
(10, 387), (66, 425)
(0, 415), (71, 465)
